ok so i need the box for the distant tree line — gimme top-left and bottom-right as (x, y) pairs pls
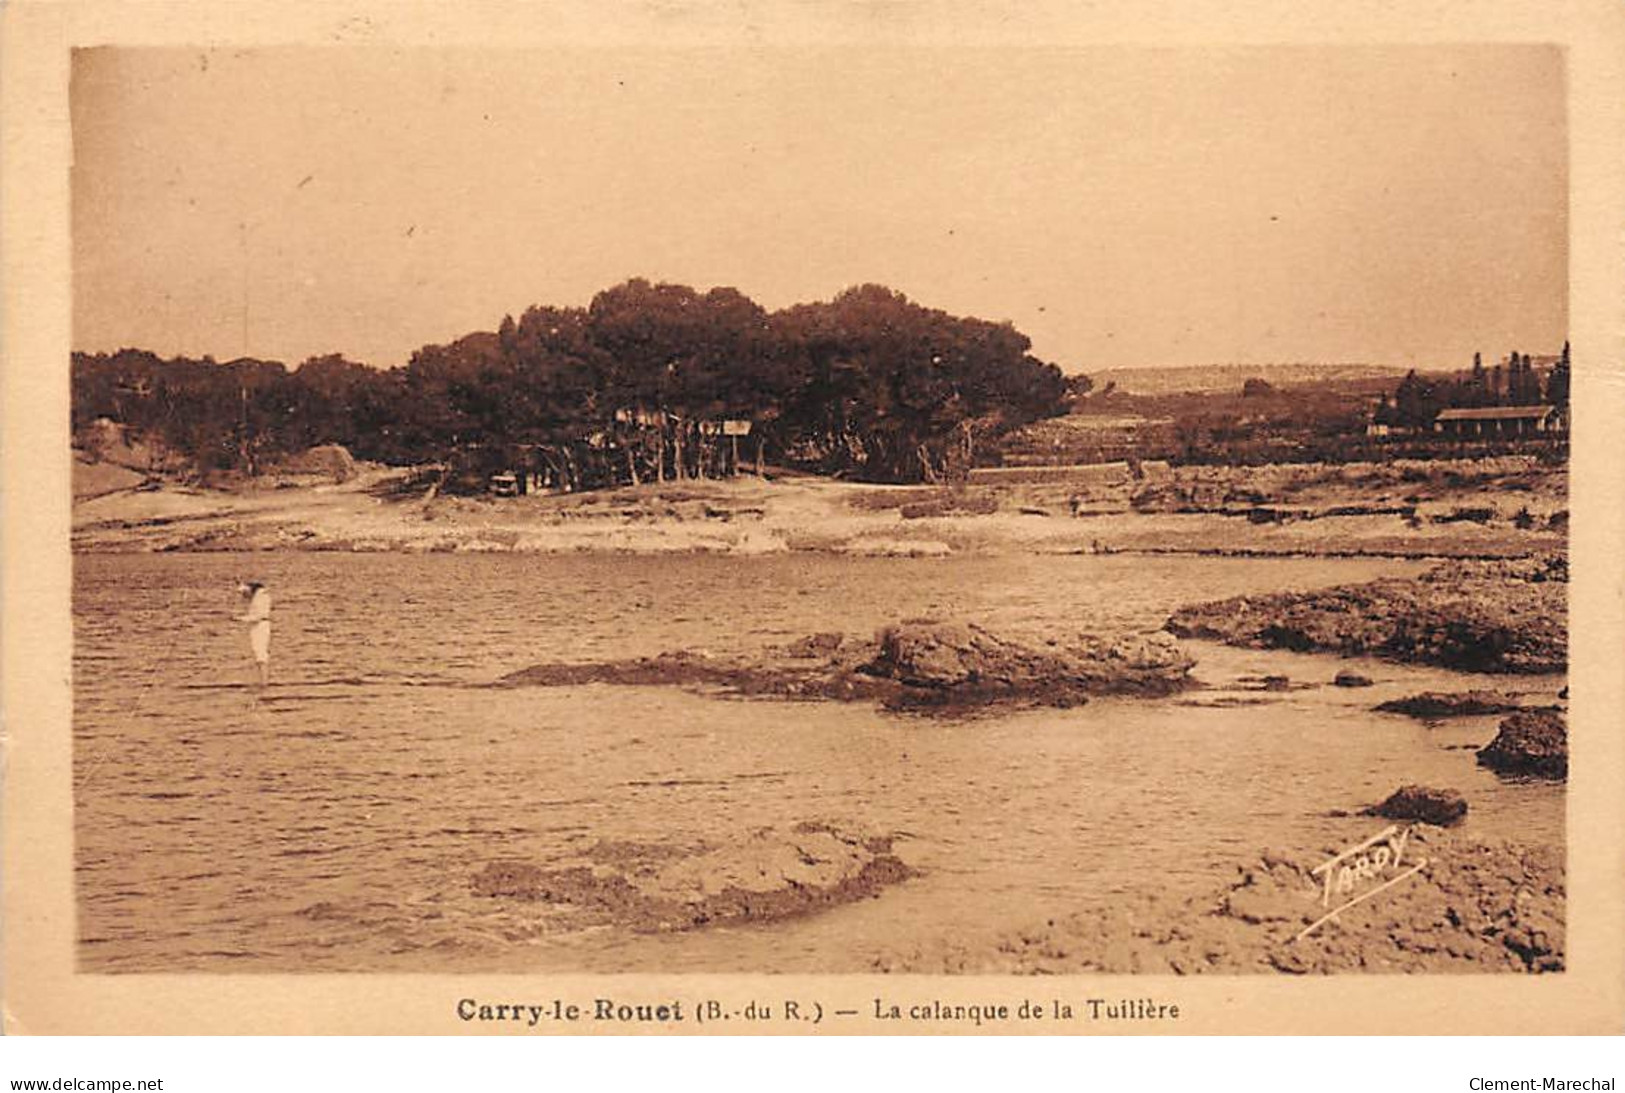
(72, 281), (1071, 489)
(1376, 344), (1571, 430)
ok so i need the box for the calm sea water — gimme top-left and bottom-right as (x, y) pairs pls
(73, 552), (1564, 972)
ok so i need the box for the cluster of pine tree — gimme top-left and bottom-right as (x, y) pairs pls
(72, 280), (1072, 489)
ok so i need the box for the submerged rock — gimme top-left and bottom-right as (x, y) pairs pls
(1333, 670), (1374, 688)
(1233, 673), (1306, 692)
(1375, 690), (1530, 718)
(1477, 709), (1567, 779)
(1367, 785), (1468, 826)
(471, 822), (913, 932)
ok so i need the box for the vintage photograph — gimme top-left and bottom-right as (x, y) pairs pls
(69, 43), (1570, 979)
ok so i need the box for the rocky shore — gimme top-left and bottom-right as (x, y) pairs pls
(492, 621), (1196, 710)
(470, 822), (912, 933)
(71, 454), (1565, 561)
(874, 827), (1564, 974)
(1165, 556), (1567, 673)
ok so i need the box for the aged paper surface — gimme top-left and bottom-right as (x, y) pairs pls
(4, 0), (1623, 1034)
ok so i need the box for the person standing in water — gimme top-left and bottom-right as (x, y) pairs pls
(236, 581), (272, 686)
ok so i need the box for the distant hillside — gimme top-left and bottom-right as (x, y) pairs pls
(1087, 363), (1439, 397)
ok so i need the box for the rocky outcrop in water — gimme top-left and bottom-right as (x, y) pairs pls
(494, 622), (1197, 710)
(863, 622), (1194, 706)
(873, 828), (1563, 975)
(1366, 785), (1468, 826)
(1477, 710), (1568, 779)
(1375, 690), (1534, 718)
(470, 822), (912, 932)
(1165, 557), (1566, 673)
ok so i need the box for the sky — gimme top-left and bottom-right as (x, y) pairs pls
(71, 44), (1567, 374)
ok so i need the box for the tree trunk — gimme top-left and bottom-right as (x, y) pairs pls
(755, 436), (765, 478)
(673, 424), (686, 481)
(626, 444), (640, 487)
(237, 385), (253, 475)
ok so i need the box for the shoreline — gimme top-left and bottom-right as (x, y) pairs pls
(71, 456), (1566, 561)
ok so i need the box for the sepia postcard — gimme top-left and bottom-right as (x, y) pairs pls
(3, 0), (1623, 1036)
